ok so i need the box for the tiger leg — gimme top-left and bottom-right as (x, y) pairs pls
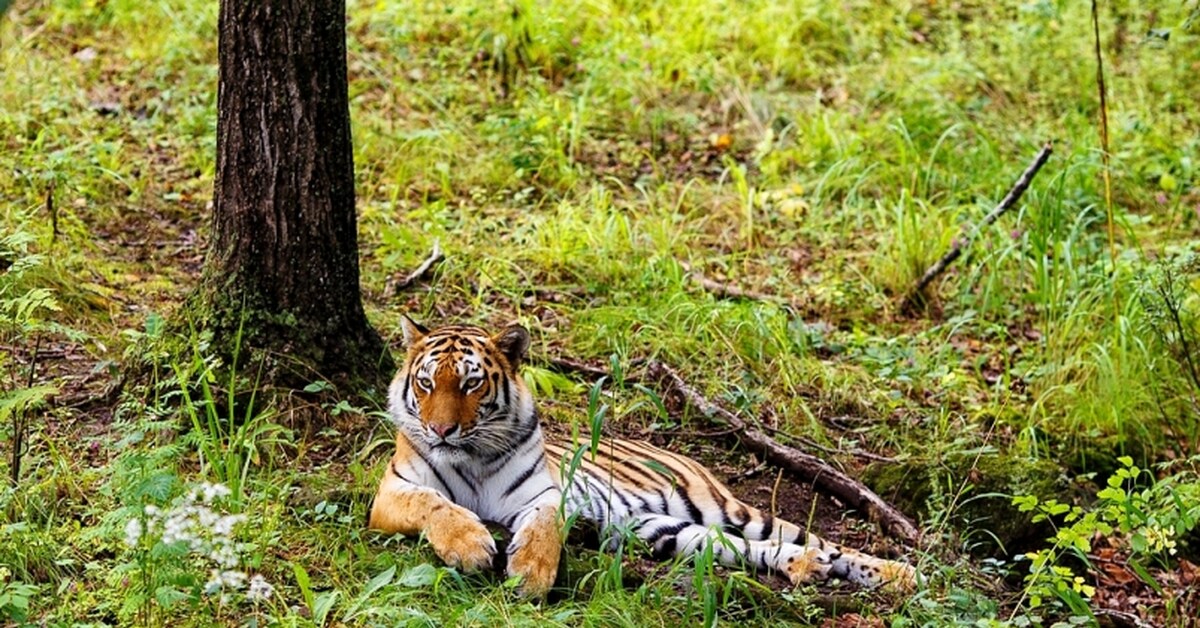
(627, 514), (835, 584)
(826, 544), (917, 590)
(369, 477), (496, 572)
(505, 503), (562, 596)
(741, 510), (917, 590)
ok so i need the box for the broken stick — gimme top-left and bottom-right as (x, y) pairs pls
(383, 240), (443, 299)
(909, 142), (1053, 303)
(679, 262), (793, 311)
(646, 360), (920, 544)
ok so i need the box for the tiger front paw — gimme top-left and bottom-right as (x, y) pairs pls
(427, 508), (497, 572)
(507, 507), (562, 597)
(778, 546), (834, 586)
(508, 542), (560, 597)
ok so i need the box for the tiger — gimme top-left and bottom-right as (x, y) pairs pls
(368, 317), (917, 597)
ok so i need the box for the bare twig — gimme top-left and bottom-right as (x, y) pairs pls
(679, 262), (793, 311)
(1092, 0), (1118, 291)
(545, 356), (612, 380)
(909, 143), (1053, 302)
(46, 181), (58, 243)
(646, 360), (920, 544)
(383, 240), (443, 299)
(544, 355), (647, 381)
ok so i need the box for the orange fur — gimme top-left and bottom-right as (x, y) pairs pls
(368, 437), (496, 572)
(782, 547), (833, 585)
(507, 505), (562, 596)
(418, 363), (483, 433)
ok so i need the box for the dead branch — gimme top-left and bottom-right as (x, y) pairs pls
(383, 240), (443, 299)
(909, 143), (1053, 303)
(545, 356), (612, 379)
(679, 262), (793, 310)
(545, 355), (647, 381)
(646, 360), (920, 544)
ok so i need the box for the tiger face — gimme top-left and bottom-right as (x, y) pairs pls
(389, 316), (535, 459)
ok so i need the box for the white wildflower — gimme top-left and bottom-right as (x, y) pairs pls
(191, 482), (232, 504)
(128, 481), (263, 605)
(124, 518), (143, 547)
(205, 568), (248, 594)
(211, 513), (244, 537)
(246, 574), (274, 602)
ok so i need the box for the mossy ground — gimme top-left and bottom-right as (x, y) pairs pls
(2, 0), (1199, 625)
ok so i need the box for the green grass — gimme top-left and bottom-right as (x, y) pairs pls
(2, 0), (1200, 624)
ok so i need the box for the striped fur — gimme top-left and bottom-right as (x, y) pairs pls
(369, 319), (916, 596)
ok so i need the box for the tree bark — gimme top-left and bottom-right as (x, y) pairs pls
(187, 0), (393, 393)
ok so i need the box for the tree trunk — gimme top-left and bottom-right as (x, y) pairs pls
(187, 0), (393, 393)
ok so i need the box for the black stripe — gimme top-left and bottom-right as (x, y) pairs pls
(390, 462), (420, 485)
(582, 471), (635, 518)
(502, 461), (540, 498)
(449, 463), (474, 490)
(679, 492), (705, 526)
(410, 445), (457, 503)
(656, 534), (678, 558)
(525, 484), (557, 505)
(591, 448), (664, 487)
(761, 514), (775, 541)
(642, 520), (691, 557)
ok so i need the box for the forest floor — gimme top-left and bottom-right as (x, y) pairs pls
(2, 0), (1200, 626)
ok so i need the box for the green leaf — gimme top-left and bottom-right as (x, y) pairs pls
(312, 590), (339, 626)
(1160, 173), (1178, 192)
(1128, 559), (1163, 595)
(292, 563), (314, 613)
(640, 458), (675, 481)
(154, 584), (189, 608)
(360, 565), (395, 599)
(304, 381), (334, 393)
(0, 385), (57, 422)
(397, 563), (438, 588)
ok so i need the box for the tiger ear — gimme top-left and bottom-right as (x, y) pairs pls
(400, 315), (429, 347)
(493, 324), (530, 368)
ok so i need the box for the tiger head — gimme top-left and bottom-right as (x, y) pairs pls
(388, 316), (536, 458)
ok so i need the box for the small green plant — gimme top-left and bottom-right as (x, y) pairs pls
(0, 567), (37, 624)
(170, 323), (292, 504)
(0, 222), (63, 488)
(1012, 455), (1200, 619)
(115, 481), (274, 626)
(1096, 456), (1200, 567)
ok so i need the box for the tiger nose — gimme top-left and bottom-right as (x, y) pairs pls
(429, 423), (458, 438)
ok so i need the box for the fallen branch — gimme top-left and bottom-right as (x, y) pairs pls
(679, 262), (793, 311)
(646, 360), (920, 544)
(908, 143), (1053, 304)
(383, 240), (443, 299)
(545, 355), (647, 381)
